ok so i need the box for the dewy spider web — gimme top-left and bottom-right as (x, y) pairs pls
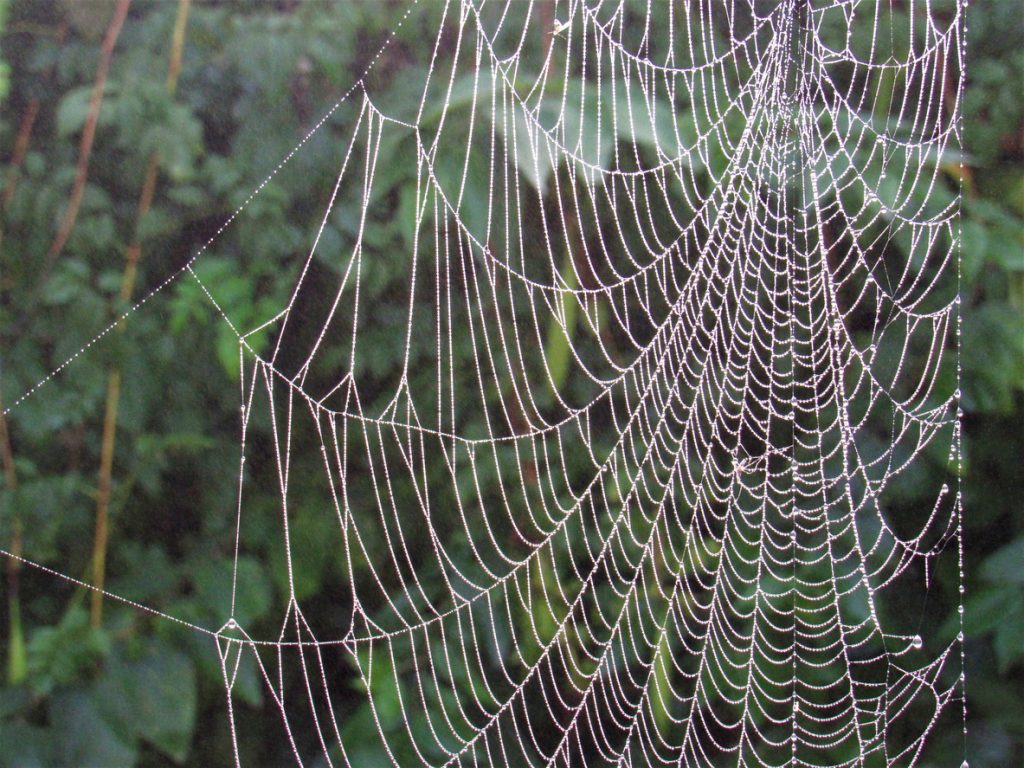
(2, 0), (969, 765)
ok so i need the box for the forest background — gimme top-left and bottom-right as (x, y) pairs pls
(0, 1), (1021, 765)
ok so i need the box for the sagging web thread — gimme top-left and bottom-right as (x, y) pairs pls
(3, 1), (969, 766)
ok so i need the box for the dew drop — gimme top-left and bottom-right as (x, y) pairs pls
(955, 388), (962, 399)
(961, 762), (969, 768)
(911, 635), (923, 650)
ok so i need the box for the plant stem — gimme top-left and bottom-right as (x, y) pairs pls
(0, 100), (41, 210)
(1, 23), (71, 684)
(0, 23), (67, 251)
(90, 0), (192, 628)
(43, 0), (132, 276)
(0, 399), (26, 684)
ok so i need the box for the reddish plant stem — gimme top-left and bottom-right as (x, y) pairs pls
(2, 22), (69, 684)
(0, 23), (67, 254)
(1, 101), (41, 210)
(44, 0), (132, 274)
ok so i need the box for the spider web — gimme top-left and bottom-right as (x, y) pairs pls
(3, 1), (969, 766)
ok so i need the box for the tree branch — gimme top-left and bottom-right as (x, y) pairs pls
(43, 0), (132, 274)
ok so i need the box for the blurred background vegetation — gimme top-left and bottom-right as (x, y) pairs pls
(0, 0), (1021, 765)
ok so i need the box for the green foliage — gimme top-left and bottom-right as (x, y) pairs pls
(0, 0), (1020, 765)
(0, 0), (10, 102)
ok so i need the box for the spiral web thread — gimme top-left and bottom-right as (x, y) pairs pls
(3, 1), (968, 765)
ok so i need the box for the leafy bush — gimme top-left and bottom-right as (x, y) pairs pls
(0, 1), (1021, 765)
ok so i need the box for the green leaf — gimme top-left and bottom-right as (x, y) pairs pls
(56, 84), (112, 138)
(167, 184), (207, 208)
(216, 323), (243, 381)
(495, 104), (556, 194)
(42, 259), (91, 306)
(0, 720), (54, 768)
(611, 83), (693, 162)
(981, 537), (1024, 584)
(961, 585), (1024, 672)
(962, 303), (1024, 413)
(109, 543), (179, 603)
(978, 168), (1024, 219)
(95, 644), (197, 763)
(268, 505), (337, 602)
(0, 686), (30, 720)
(993, 603), (1024, 673)
(49, 688), (137, 768)
(539, 78), (615, 184)
(340, 703), (391, 765)
(136, 207), (178, 242)
(544, 247), (579, 393)
(6, 592), (27, 685)
(193, 556), (272, 627)
(651, 630), (674, 737)
(27, 608), (110, 696)
(960, 219), (989, 284)
(432, 133), (492, 245)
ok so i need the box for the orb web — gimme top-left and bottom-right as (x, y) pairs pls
(3, 1), (968, 766)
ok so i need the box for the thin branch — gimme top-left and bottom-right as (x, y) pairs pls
(0, 20), (69, 682)
(0, 396), (25, 683)
(91, 0), (192, 628)
(0, 23), (67, 256)
(43, 0), (132, 274)
(0, 100), (41, 209)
